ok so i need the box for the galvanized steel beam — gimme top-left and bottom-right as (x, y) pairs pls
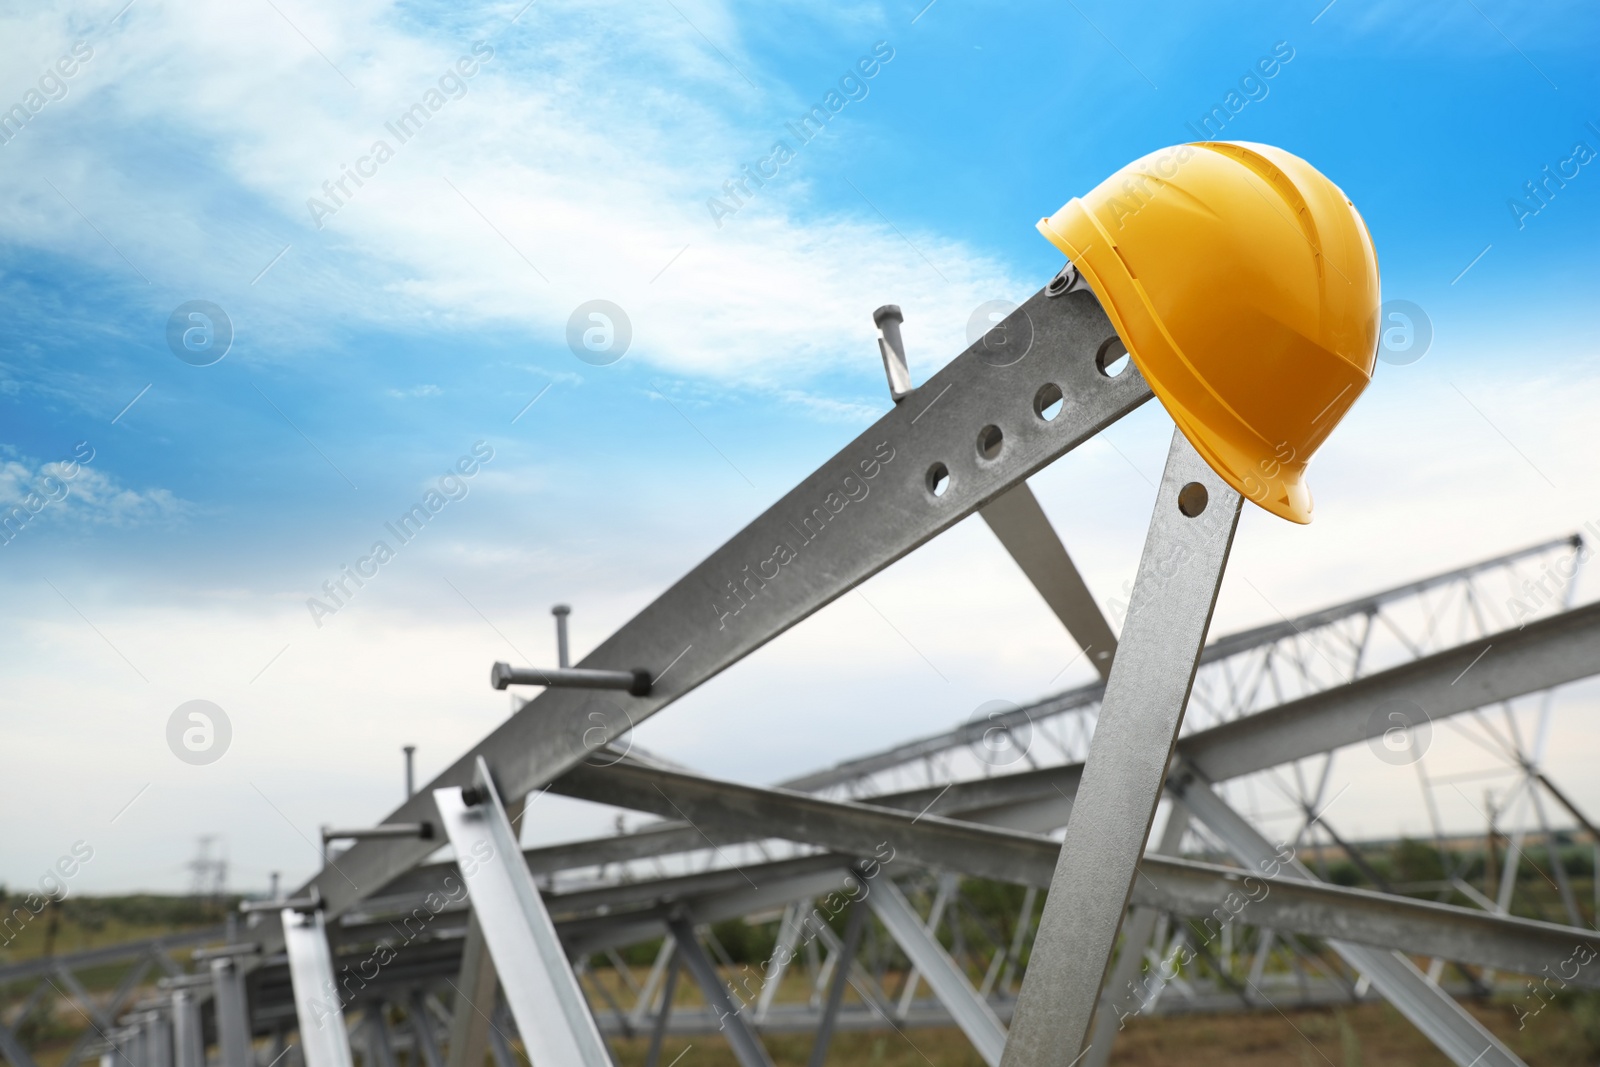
(208, 958), (253, 1067)
(282, 910), (355, 1067)
(433, 760), (610, 1067)
(867, 875), (1007, 1065)
(979, 483), (1118, 679)
(1004, 430), (1242, 1067)
(1171, 769), (1526, 1067)
(552, 760), (1600, 985)
(264, 280), (1151, 940)
(664, 915), (775, 1067)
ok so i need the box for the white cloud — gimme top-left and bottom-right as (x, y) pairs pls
(0, 450), (186, 534)
(0, 0), (1025, 393)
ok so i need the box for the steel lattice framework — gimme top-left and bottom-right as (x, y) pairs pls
(5, 277), (1598, 1067)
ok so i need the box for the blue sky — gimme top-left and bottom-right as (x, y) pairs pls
(2, 0), (1599, 892)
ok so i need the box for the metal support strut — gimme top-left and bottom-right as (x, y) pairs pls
(434, 756), (611, 1067)
(282, 909), (354, 1067)
(1002, 428), (1243, 1066)
(664, 913), (775, 1067)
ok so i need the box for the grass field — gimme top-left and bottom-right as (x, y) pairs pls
(604, 1000), (1597, 1066)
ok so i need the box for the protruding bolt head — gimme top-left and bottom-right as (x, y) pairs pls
(1046, 262), (1079, 297)
(490, 661), (513, 690)
(460, 785), (486, 807)
(551, 604), (571, 617)
(873, 304), (903, 327)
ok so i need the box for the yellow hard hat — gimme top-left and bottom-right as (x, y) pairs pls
(1038, 141), (1380, 523)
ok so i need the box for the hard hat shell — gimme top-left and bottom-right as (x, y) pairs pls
(1038, 141), (1380, 523)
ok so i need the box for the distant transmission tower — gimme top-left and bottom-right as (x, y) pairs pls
(186, 836), (228, 907)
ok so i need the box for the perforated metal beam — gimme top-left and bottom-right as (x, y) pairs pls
(259, 281), (1151, 945)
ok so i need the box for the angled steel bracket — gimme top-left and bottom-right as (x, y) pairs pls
(979, 483), (1118, 679)
(434, 756), (611, 1067)
(282, 908), (354, 1067)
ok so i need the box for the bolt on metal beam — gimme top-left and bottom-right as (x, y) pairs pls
(553, 604), (572, 668)
(489, 661), (651, 695)
(320, 824), (434, 845)
(264, 275), (1149, 943)
(873, 305), (913, 403)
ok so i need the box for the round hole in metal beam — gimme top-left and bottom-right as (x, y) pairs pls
(1096, 336), (1131, 378)
(977, 424), (1003, 461)
(926, 462), (950, 498)
(1034, 383), (1064, 421)
(1178, 482), (1209, 517)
